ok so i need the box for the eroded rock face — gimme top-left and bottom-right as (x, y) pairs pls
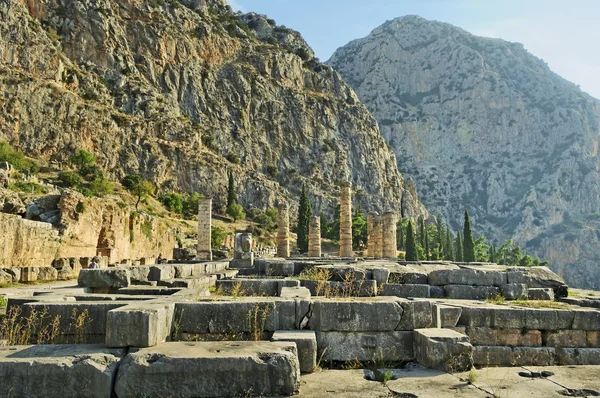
(0, 0), (426, 219)
(329, 15), (600, 288)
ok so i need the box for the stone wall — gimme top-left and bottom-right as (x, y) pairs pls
(0, 191), (176, 268)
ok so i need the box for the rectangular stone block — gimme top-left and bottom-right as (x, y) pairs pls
(414, 328), (473, 372)
(114, 342), (299, 398)
(528, 288), (554, 300)
(371, 268), (390, 284)
(216, 279), (300, 297)
(148, 265), (175, 281)
(444, 285), (499, 300)
(433, 304), (462, 328)
(457, 306), (494, 327)
(396, 300), (434, 330)
(300, 280), (377, 297)
(491, 307), (527, 329)
(316, 331), (414, 362)
(275, 300), (297, 330)
(307, 297), (404, 332)
(429, 269), (507, 286)
(20, 266), (38, 282)
(467, 327), (542, 347)
(572, 308), (600, 330)
(173, 264), (194, 278)
(472, 346), (514, 367)
(78, 268), (131, 288)
(381, 284), (430, 298)
(544, 330), (588, 348)
(587, 331), (600, 347)
(555, 348), (600, 365)
(272, 330), (317, 373)
(106, 302), (175, 348)
(126, 266), (152, 283)
(280, 286), (311, 299)
(0, 345), (124, 398)
(388, 271), (428, 284)
(512, 347), (555, 366)
(524, 308), (574, 330)
(176, 300), (278, 334)
(500, 284), (528, 300)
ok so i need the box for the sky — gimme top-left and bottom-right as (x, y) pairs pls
(229, 0), (600, 99)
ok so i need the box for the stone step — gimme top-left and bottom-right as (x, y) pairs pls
(414, 328), (473, 372)
(114, 341), (300, 398)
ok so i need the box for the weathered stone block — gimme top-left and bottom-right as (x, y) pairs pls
(444, 285), (499, 300)
(414, 328), (473, 372)
(555, 348), (600, 365)
(458, 306), (494, 327)
(396, 300), (433, 330)
(300, 280), (377, 297)
(524, 308), (574, 330)
(52, 258), (70, 269)
(280, 286), (311, 299)
(388, 270), (428, 284)
(216, 279), (300, 297)
(382, 284), (430, 298)
(114, 342), (300, 398)
(512, 347), (555, 366)
(20, 266), (38, 282)
(308, 297), (404, 332)
(500, 284), (528, 300)
(148, 265), (175, 281)
(272, 331), (317, 373)
(429, 285), (445, 298)
(78, 268), (131, 289)
(275, 300), (296, 330)
(491, 307), (527, 329)
(587, 331), (600, 347)
(1, 268), (20, 283)
(106, 302), (175, 348)
(433, 304), (462, 328)
(0, 345), (124, 398)
(317, 331), (414, 362)
(371, 268), (390, 284)
(57, 266), (75, 281)
(572, 308), (600, 330)
(176, 300), (278, 334)
(528, 288), (554, 301)
(37, 266), (58, 281)
(472, 346), (513, 367)
(173, 264), (194, 278)
(544, 330), (587, 348)
(508, 267), (567, 297)
(467, 327), (542, 347)
(127, 266), (152, 283)
(429, 269), (506, 286)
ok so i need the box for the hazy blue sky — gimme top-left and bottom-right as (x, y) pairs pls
(229, 0), (600, 99)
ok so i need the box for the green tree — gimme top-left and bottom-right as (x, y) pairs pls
(159, 193), (184, 214)
(455, 231), (463, 262)
(70, 150), (96, 170)
(397, 218), (407, 251)
(211, 226), (229, 248)
(132, 181), (155, 210)
(296, 184), (312, 253)
(419, 217), (425, 249)
(58, 171), (83, 188)
(182, 193), (204, 219)
(227, 202), (245, 222)
(122, 174), (142, 191)
(474, 236), (490, 262)
(227, 171), (236, 209)
(319, 211), (330, 238)
(463, 210), (475, 262)
(436, 215), (444, 255)
(405, 220), (418, 261)
(445, 228), (455, 261)
(424, 229), (430, 260)
(352, 210), (367, 250)
(0, 142), (38, 172)
(89, 177), (113, 197)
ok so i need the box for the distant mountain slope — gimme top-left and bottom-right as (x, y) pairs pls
(0, 0), (426, 219)
(329, 15), (600, 288)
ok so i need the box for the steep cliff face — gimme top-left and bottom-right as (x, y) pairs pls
(329, 15), (600, 288)
(0, 0), (426, 219)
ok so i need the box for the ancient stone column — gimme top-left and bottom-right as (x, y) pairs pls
(382, 212), (397, 258)
(277, 204), (290, 258)
(339, 182), (353, 257)
(367, 212), (383, 258)
(308, 216), (321, 258)
(197, 198), (212, 260)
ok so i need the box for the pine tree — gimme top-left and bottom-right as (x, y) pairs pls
(463, 210), (475, 262)
(296, 184), (312, 253)
(405, 220), (418, 261)
(490, 244), (496, 263)
(424, 229), (430, 260)
(397, 219), (405, 251)
(419, 217), (425, 248)
(436, 215), (444, 255)
(227, 171), (236, 208)
(455, 231), (463, 262)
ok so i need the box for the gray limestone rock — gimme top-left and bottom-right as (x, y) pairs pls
(78, 268), (131, 288)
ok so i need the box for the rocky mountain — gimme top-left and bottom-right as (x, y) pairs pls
(329, 15), (600, 289)
(0, 0), (426, 219)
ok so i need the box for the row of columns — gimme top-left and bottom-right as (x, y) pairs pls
(275, 183), (399, 259)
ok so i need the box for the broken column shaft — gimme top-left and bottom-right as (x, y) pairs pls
(277, 204), (290, 258)
(339, 182), (353, 257)
(367, 212), (383, 258)
(308, 216), (321, 258)
(382, 212), (397, 258)
(197, 198), (212, 261)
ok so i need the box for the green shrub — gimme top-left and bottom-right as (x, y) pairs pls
(266, 36), (278, 45)
(182, 193), (204, 219)
(266, 165), (278, 178)
(89, 177), (114, 197)
(226, 203), (245, 222)
(8, 182), (48, 194)
(58, 171), (83, 187)
(141, 219), (153, 238)
(78, 164), (103, 181)
(226, 153), (240, 164)
(211, 226), (229, 248)
(121, 174), (142, 191)
(75, 200), (85, 213)
(69, 150), (96, 170)
(159, 193), (184, 214)
(0, 142), (38, 173)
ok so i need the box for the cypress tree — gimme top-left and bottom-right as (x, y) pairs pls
(424, 229), (430, 260)
(397, 219), (405, 251)
(227, 171), (236, 208)
(419, 217), (425, 248)
(463, 210), (475, 262)
(297, 184), (312, 253)
(436, 215), (444, 254)
(445, 228), (455, 261)
(455, 231), (463, 262)
(490, 244), (496, 263)
(405, 220), (418, 261)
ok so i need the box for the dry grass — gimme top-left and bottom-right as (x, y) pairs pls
(247, 305), (269, 341)
(511, 299), (570, 309)
(486, 293), (506, 305)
